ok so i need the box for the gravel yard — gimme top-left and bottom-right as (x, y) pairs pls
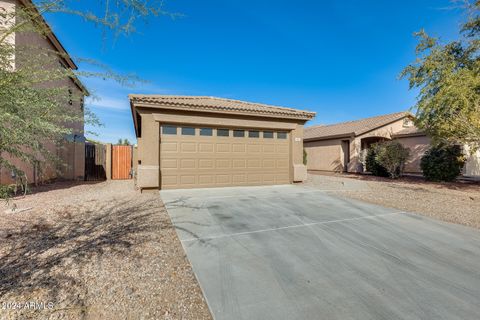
(0, 180), (212, 320)
(308, 172), (480, 230)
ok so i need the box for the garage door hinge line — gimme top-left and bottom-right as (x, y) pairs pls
(180, 211), (405, 243)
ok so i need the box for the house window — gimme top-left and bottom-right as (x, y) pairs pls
(162, 125), (177, 135)
(200, 128), (213, 136)
(249, 130), (260, 138)
(233, 130), (245, 137)
(277, 132), (288, 139)
(263, 131), (274, 139)
(181, 127), (196, 135)
(217, 128), (229, 137)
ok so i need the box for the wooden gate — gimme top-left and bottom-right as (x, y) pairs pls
(112, 145), (132, 180)
(85, 143), (106, 181)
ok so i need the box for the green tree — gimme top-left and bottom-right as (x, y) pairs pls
(117, 139), (131, 145)
(0, 1), (173, 198)
(400, 1), (480, 150)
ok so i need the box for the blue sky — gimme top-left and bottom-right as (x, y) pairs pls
(45, 0), (467, 144)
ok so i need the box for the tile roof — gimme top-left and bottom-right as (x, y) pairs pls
(304, 112), (411, 140)
(129, 95), (316, 120)
(391, 126), (426, 137)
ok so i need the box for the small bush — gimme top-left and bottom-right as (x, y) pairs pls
(420, 144), (466, 181)
(0, 185), (14, 202)
(375, 141), (410, 179)
(303, 148), (308, 165)
(365, 145), (389, 177)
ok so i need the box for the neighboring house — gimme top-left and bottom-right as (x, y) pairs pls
(390, 127), (431, 173)
(129, 95), (315, 191)
(304, 112), (480, 178)
(392, 127), (480, 178)
(0, 0), (88, 185)
(304, 112), (414, 173)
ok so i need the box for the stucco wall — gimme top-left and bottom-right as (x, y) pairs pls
(0, 0), (85, 185)
(393, 135), (431, 173)
(464, 147), (480, 177)
(304, 139), (345, 172)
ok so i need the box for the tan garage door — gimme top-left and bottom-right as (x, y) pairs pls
(160, 126), (291, 189)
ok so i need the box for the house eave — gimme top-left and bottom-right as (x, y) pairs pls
(304, 133), (354, 142)
(131, 102), (316, 122)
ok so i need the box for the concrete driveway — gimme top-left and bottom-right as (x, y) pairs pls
(161, 185), (480, 320)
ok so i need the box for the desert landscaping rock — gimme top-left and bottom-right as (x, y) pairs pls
(0, 180), (212, 320)
(308, 173), (480, 229)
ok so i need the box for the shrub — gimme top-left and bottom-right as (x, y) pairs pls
(365, 144), (389, 177)
(303, 148), (308, 165)
(0, 185), (14, 203)
(375, 141), (410, 179)
(420, 144), (466, 181)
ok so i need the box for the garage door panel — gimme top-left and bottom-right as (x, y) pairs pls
(180, 175), (196, 185)
(199, 143), (214, 153)
(181, 143), (197, 153)
(277, 159), (289, 168)
(216, 159), (231, 168)
(247, 144), (262, 153)
(276, 173), (290, 183)
(180, 159), (196, 169)
(233, 159), (246, 168)
(216, 144), (231, 153)
(263, 174), (276, 183)
(161, 159), (178, 169)
(276, 145), (289, 154)
(160, 130), (291, 189)
(263, 145), (275, 153)
(199, 159), (214, 169)
(161, 142), (178, 152)
(232, 174), (246, 183)
(216, 175), (231, 184)
(198, 175), (215, 184)
(232, 144), (246, 153)
(247, 159), (261, 168)
(247, 174), (262, 183)
(263, 159), (275, 168)
(161, 175), (177, 186)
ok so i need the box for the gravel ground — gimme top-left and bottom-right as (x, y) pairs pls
(0, 180), (212, 320)
(308, 172), (480, 230)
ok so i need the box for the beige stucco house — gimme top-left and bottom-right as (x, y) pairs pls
(304, 112), (480, 178)
(304, 112), (416, 173)
(130, 95), (315, 191)
(392, 127), (480, 178)
(0, 0), (88, 185)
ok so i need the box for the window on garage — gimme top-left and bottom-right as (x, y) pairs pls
(182, 127), (196, 135)
(277, 132), (288, 139)
(162, 125), (177, 135)
(233, 130), (245, 137)
(200, 128), (213, 136)
(217, 128), (229, 137)
(249, 130), (260, 138)
(263, 131), (274, 139)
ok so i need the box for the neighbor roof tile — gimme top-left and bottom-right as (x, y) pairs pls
(305, 112), (411, 140)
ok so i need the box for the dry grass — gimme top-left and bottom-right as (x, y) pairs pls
(0, 180), (212, 320)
